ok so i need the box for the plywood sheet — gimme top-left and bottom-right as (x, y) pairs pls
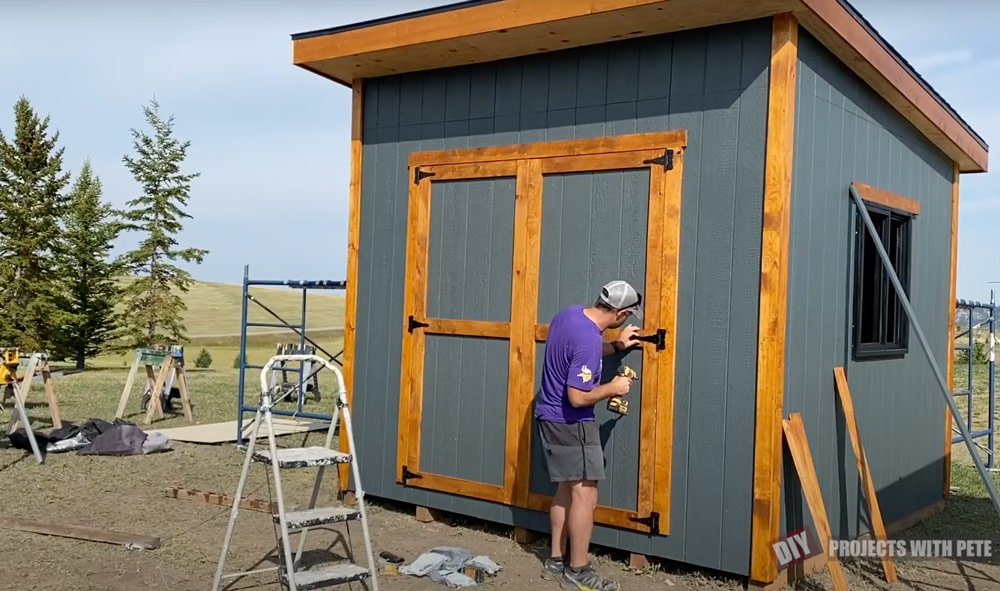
(151, 418), (330, 444)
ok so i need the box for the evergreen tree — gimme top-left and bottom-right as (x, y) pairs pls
(119, 100), (206, 348)
(57, 162), (122, 368)
(0, 97), (70, 351)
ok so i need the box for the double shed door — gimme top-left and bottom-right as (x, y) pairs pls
(396, 132), (685, 534)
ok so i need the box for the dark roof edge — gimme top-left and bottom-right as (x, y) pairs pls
(291, 0), (505, 40)
(839, 0), (987, 150)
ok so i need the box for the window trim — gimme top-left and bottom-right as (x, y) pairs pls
(852, 199), (913, 361)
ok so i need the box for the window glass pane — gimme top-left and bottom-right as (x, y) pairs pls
(886, 215), (908, 346)
(858, 211), (887, 345)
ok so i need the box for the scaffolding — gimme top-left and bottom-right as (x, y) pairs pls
(952, 292), (996, 468)
(235, 265), (347, 444)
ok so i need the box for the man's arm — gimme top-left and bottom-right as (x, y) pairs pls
(566, 377), (631, 408)
(601, 325), (641, 356)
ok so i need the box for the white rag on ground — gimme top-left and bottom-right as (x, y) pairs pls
(399, 547), (502, 587)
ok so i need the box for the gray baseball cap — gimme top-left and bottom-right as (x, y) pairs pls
(598, 280), (643, 320)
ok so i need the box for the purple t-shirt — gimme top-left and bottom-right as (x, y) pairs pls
(535, 305), (603, 423)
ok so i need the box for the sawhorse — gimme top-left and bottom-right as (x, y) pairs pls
(115, 348), (193, 425)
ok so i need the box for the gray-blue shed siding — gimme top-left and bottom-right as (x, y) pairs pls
(782, 31), (953, 540)
(352, 19), (770, 575)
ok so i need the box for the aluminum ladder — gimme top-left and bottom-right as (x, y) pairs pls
(212, 354), (379, 591)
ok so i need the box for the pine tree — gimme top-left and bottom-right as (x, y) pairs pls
(119, 99), (206, 348)
(57, 162), (122, 368)
(0, 97), (70, 351)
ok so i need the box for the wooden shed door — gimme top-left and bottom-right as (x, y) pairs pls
(397, 133), (684, 534)
(396, 161), (520, 503)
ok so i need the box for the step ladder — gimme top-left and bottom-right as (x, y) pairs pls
(212, 354), (379, 591)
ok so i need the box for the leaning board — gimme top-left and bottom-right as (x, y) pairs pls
(151, 418), (329, 444)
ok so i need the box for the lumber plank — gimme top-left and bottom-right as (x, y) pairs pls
(653, 146), (684, 528)
(115, 354), (142, 419)
(398, 173), (432, 481)
(510, 159), (542, 506)
(851, 181), (920, 215)
(341, 79), (364, 490)
(538, 150), (662, 174)
(525, 492), (647, 532)
(0, 516), (160, 549)
(41, 365), (62, 429)
(143, 358), (172, 424)
(422, 319), (510, 339)
(782, 414), (849, 591)
(410, 131), (687, 166)
(165, 487), (278, 514)
(7, 354), (39, 432)
(175, 365), (194, 423)
(750, 13), (799, 585)
(945, 161), (959, 497)
(833, 367), (897, 583)
(636, 160), (664, 521)
(419, 160), (518, 180)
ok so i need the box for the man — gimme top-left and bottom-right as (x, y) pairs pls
(535, 280), (643, 591)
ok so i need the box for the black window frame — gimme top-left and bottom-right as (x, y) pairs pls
(852, 201), (912, 360)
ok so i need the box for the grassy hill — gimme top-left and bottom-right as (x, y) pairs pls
(93, 279), (346, 368)
(175, 280), (345, 340)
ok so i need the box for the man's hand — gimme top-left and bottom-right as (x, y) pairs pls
(615, 325), (641, 350)
(608, 375), (632, 396)
(567, 375), (633, 408)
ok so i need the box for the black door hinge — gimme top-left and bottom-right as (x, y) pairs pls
(414, 167), (436, 184)
(629, 511), (660, 534)
(401, 465), (423, 484)
(408, 315), (430, 333)
(643, 149), (674, 171)
(635, 328), (666, 351)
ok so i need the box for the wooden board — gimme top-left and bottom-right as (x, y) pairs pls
(508, 159), (542, 506)
(0, 516), (160, 550)
(945, 161), (960, 497)
(411, 131), (687, 166)
(851, 181), (920, 216)
(833, 368), (896, 583)
(165, 487), (278, 514)
(782, 414), (848, 591)
(151, 418), (329, 444)
(750, 13), (799, 585)
(340, 78), (364, 490)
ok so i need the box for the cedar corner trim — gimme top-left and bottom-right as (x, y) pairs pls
(750, 13), (798, 585)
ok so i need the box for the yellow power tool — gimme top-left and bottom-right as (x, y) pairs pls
(607, 365), (637, 416)
(0, 348), (20, 409)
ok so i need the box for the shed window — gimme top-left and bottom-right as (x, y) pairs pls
(853, 204), (911, 359)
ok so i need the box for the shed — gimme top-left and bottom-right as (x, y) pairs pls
(291, 0), (988, 585)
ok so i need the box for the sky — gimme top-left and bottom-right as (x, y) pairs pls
(2, 0), (999, 300)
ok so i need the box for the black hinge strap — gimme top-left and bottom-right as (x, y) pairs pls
(408, 315), (430, 333)
(414, 167), (436, 184)
(634, 328), (666, 351)
(629, 511), (660, 534)
(401, 465), (423, 484)
(642, 149), (674, 171)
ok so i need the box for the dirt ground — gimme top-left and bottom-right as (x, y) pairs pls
(2, 433), (999, 591)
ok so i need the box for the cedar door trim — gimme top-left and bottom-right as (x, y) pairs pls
(851, 181), (921, 216)
(398, 131), (686, 535)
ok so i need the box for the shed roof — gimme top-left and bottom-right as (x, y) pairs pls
(292, 0), (988, 172)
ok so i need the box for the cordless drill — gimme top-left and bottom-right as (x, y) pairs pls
(607, 365), (637, 416)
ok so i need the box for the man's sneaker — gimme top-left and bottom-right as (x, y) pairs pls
(541, 557), (565, 580)
(560, 564), (619, 591)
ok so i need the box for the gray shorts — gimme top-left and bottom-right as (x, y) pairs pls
(537, 419), (606, 482)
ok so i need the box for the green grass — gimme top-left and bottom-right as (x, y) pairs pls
(117, 277), (345, 339)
